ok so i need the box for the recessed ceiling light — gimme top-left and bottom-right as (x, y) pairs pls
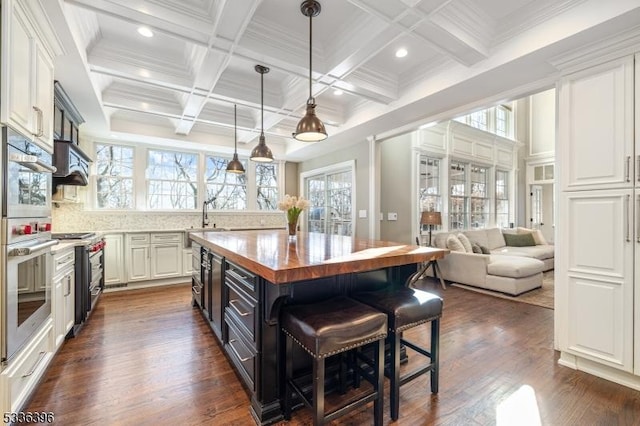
(395, 48), (408, 58)
(137, 26), (154, 38)
(333, 89), (343, 96)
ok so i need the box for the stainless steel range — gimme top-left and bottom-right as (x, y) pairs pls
(1, 126), (57, 364)
(51, 233), (105, 337)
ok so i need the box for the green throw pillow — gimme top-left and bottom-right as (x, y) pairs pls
(503, 232), (536, 247)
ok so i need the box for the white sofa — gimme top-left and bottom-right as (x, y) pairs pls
(429, 228), (553, 296)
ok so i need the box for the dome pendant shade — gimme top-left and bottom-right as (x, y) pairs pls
(226, 104), (246, 174)
(226, 153), (245, 173)
(250, 134), (273, 162)
(294, 99), (327, 142)
(251, 64), (274, 163)
(293, 0), (327, 142)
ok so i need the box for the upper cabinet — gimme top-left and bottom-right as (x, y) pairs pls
(558, 56), (635, 191)
(0, 0), (61, 152)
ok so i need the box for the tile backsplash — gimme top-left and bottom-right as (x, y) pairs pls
(52, 203), (286, 232)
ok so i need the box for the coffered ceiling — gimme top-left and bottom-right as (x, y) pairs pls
(43, 0), (640, 160)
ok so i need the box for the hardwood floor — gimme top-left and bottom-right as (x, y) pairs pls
(22, 279), (640, 425)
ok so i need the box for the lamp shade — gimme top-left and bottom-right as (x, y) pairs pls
(294, 101), (327, 142)
(420, 211), (441, 226)
(226, 153), (245, 173)
(250, 134), (273, 162)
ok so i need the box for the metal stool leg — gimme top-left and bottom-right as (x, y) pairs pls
(374, 338), (384, 426)
(313, 357), (325, 425)
(390, 330), (401, 421)
(284, 334), (293, 420)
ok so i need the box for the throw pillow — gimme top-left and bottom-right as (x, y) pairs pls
(471, 242), (483, 254)
(516, 227), (548, 245)
(446, 234), (466, 252)
(503, 232), (536, 247)
(479, 245), (490, 254)
(457, 233), (473, 253)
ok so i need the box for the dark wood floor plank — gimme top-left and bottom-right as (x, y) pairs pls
(20, 279), (640, 425)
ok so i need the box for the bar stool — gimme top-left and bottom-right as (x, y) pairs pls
(352, 285), (443, 421)
(281, 296), (387, 425)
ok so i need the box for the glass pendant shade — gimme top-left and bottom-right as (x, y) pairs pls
(293, 0), (327, 142)
(226, 104), (245, 173)
(250, 134), (273, 162)
(251, 64), (274, 163)
(294, 100), (327, 141)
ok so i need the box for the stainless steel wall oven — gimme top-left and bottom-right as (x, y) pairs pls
(1, 127), (56, 364)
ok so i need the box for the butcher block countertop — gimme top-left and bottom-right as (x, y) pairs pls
(189, 229), (449, 284)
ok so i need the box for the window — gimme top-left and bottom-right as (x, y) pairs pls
(495, 170), (509, 228)
(205, 156), (247, 209)
(147, 149), (198, 209)
(418, 156), (441, 232)
(454, 103), (514, 139)
(95, 143), (134, 209)
(303, 164), (353, 236)
(449, 161), (467, 230)
(470, 165), (489, 228)
(256, 163), (278, 210)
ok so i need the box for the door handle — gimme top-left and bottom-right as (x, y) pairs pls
(626, 156), (631, 183)
(32, 106), (43, 137)
(626, 194), (631, 242)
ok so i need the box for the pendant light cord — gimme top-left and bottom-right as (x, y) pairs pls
(261, 71), (265, 136)
(308, 10), (313, 102)
(234, 104), (237, 150)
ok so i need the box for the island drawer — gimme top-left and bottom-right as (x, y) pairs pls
(225, 279), (257, 343)
(225, 261), (257, 296)
(225, 317), (256, 392)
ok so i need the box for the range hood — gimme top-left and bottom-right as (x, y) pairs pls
(53, 140), (92, 191)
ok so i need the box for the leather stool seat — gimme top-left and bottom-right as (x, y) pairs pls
(352, 285), (443, 421)
(282, 296), (388, 357)
(281, 296), (387, 425)
(353, 286), (443, 332)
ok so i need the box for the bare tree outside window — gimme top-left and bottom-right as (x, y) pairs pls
(256, 164), (278, 210)
(496, 170), (509, 228)
(205, 156), (247, 209)
(147, 149), (198, 209)
(449, 161), (467, 230)
(95, 144), (134, 209)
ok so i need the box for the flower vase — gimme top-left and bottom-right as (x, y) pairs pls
(287, 221), (298, 239)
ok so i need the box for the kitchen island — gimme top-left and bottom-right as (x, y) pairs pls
(189, 229), (448, 425)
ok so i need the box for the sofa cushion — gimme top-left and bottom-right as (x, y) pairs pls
(517, 227), (548, 245)
(446, 234), (466, 252)
(487, 256), (545, 278)
(433, 232), (449, 249)
(463, 229), (489, 248)
(471, 241), (483, 254)
(503, 233), (536, 247)
(486, 228), (506, 250)
(457, 233), (473, 253)
(492, 245), (554, 260)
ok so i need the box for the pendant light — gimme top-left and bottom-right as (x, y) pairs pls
(250, 64), (274, 162)
(226, 104), (245, 174)
(293, 0), (327, 142)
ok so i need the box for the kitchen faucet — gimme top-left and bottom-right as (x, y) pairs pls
(202, 196), (217, 228)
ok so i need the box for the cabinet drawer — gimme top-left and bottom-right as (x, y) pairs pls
(127, 233), (150, 245)
(226, 280), (257, 343)
(53, 249), (75, 274)
(151, 233), (181, 244)
(225, 318), (256, 392)
(226, 262), (257, 297)
(6, 321), (53, 412)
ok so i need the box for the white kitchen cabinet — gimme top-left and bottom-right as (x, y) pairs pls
(0, 0), (56, 151)
(558, 53), (640, 384)
(183, 249), (193, 276)
(52, 247), (75, 349)
(150, 233), (182, 279)
(126, 233), (151, 282)
(558, 56), (634, 192)
(104, 234), (125, 285)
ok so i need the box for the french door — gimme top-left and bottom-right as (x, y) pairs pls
(304, 169), (353, 236)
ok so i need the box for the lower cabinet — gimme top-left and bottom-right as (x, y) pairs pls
(52, 247), (75, 349)
(150, 233), (182, 279)
(103, 234), (125, 285)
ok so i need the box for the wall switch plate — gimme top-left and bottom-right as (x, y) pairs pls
(358, 209), (367, 218)
(388, 212), (398, 221)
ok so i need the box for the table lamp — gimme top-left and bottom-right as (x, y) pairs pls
(420, 211), (441, 247)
